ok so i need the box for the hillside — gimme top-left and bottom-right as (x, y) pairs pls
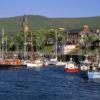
(0, 15), (53, 33)
(52, 16), (100, 29)
(0, 15), (100, 33)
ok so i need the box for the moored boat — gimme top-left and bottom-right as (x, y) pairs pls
(0, 58), (22, 69)
(80, 53), (100, 79)
(64, 58), (80, 73)
(81, 63), (100, 79)
(48, 58), (66, 66)
(55, 61), (66, 66)
(27, 59), (44, 68)
(80, 57), (91, 71)
(81, 71), (100, 79)
(49, 58), (58, 65)
(0, 29), (23, 69)
(88, 71), (100, 79)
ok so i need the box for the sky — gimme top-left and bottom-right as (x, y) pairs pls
(0, 0), (100, 18)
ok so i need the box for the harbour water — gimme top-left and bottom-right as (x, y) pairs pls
(0, 66), (100, 100)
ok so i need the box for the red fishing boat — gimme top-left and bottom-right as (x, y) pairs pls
(0, 58), (22, 69)
(64, 58), (80, 73)
(0, 29), (22, 69)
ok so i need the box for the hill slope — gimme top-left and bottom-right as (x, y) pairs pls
(52, 16), (100, 29)
(0, 15), (100, 33)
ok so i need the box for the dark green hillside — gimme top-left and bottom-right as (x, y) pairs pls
(0, 15), (53, 33)
(0, 15), (100, 33)
(52, 16), (100, 29)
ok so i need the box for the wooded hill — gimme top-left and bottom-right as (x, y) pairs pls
(0, 15), (100, 33)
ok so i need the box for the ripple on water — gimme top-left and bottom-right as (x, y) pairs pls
(0, 66), (100, 100)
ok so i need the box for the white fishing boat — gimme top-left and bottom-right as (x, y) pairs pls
(80, 56), (91, 71)
(48, 57), (66, 66)
(55, 61), (66, 66)
(43, 59), (50, 66)
(21, 59), (28, 67)
(49, 58), (58, 65)
(27, 59), (43, 68)
(21, 15), (44, 68)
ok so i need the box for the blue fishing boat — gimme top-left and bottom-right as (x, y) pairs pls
(81, 71), (100, 79)
(88, 71), (100, 79)
(81, 62), (100, 79)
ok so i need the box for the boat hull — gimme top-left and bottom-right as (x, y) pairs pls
(88, 71), (100, 79)
(0, 59), (26, 69)
(81, 71), (100, 79)
(27, 63), (43, 68)
(0, 64), (24, 69)
(55, 62), (66, 66)
(64, 68), (80, 73)
(80, 71), (88, 79)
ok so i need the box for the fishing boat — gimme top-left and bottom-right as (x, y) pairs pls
(64, 58), (80, 73)
(49, 29), (59, 65)
(43, 59), (50, 66)
(48, 30), (66, 66)
(0, 29), (22, 69)
(55, 61), (66, 66)
(80, 56), (91, 71)
(81, 70), (100, 79)
(21, 15), (42, 68)
(87, 71), (100, 79)
(49, 57), (66, 66)
(81, 63), (100, 79)
(0, 58), (22, 69)
(27, 59), (43, 68)
(81, 55), (100, 79)
(49, 58), (58, 65)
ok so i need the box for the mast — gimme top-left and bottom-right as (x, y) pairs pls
(22, 15), (29, 59)
(5, 35), (7, 53)
(24, 32), (27, 57)
(1, 28), (5, 59)
(55, 29), (58, 59)
(30, 32), (33, 52)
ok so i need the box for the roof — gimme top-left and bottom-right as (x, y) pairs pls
(64, 29), (82, 34)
